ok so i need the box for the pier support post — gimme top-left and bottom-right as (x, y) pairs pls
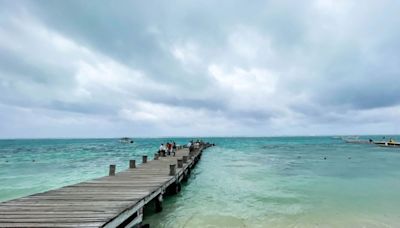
(182, 156), (188, 163)
(155, 194), (163, 212)
(175, 181), (182, 193)
(142, 155), (148, 164)
(109, 164), (116, 176)
(166, 181), (181, 195)
(177, 159), (183, 168)
(154, 153), (159, 160)
(183, 170), (189, 182)
(169, 164), (176, 176)
(129, 160), (136, 169)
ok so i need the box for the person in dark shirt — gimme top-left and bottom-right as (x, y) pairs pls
(172, 142), (177, 156)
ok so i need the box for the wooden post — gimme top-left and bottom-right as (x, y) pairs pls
(129, 160), (136, 169)
(154, 153), (159, 160)
(142, 155), (148, 164)
(155, 194), (163, 212)
(182, 156), (188, 163)
(169, 164), (176, 176)
(183, 170), (189, 182)
(109, 164), (116, 176)
(177, 159), (183, 168)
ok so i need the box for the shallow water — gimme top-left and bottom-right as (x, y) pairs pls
(144, 137), (400, 227)
(1, 137), (400, 227)
(0, 138), (186, 202)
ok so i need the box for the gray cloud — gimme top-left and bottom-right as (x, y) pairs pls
(0, 0), (400, 137)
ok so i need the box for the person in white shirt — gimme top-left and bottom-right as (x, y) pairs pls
(159, 144), (166, 157)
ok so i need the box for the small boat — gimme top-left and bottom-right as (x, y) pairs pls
(342, 136), (372, 144)
(119, 137), (134, 144)
(344, 136), (400, 148)
(373, 140), (400, 147)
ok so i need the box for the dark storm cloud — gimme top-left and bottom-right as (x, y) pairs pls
(0, 48), (75, 86)
(0, 0), (400, 137)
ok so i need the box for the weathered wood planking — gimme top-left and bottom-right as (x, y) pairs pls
(0, 144), (209, 227)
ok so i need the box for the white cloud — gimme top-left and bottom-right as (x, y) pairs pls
(314, 0), (354, 15)
(1, 0), (400, 137)
(208, 64), (280, 112)
(228, 26), (273, 60)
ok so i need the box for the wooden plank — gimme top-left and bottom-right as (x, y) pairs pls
(0, 144), (210, 227)
(0, 213), (116, 218)
(0, 222), (103, 227)
(0, 218), (108, 223)
(0, 207), (120, 213)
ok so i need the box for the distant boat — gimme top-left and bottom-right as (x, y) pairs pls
(342, 136), (371, 144)
(119, 137), (134, 144)
(373, 140), (400, 147)
(343, 136), (400, 147)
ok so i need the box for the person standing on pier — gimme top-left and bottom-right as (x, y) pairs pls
(194, 141), (200, 149)
(159, 144), (166, 157)
(167, 142), (173, 156)
(172, 142), (177, 156)
(189, 141), (194, 154)
(165, 142), (169, 156)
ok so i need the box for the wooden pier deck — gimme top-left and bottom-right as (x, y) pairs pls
(0, 143), (212, 227)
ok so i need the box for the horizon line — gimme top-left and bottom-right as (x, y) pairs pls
(0, 134), (399, 140)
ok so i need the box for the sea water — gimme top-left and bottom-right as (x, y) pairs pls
(1, 137), (400, 227)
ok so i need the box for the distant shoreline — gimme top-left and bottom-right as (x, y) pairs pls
(0, 134), (399, 140)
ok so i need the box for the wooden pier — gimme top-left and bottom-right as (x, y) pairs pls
(0, 142), (213, 227)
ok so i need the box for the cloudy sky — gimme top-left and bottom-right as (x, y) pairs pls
(0, 0), (399, 138)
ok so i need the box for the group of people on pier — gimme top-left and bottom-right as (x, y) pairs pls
(158, 140), (207, 157)
(187, 140), (202, 154)
(158, 141), (177, 157)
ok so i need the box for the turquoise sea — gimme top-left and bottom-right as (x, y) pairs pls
(1, 137), (400, 227)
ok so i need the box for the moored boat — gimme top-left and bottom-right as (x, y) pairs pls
(342, 136), (372, 144)
(119, 137), (134, 144)
(373, 141), (400, 147)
